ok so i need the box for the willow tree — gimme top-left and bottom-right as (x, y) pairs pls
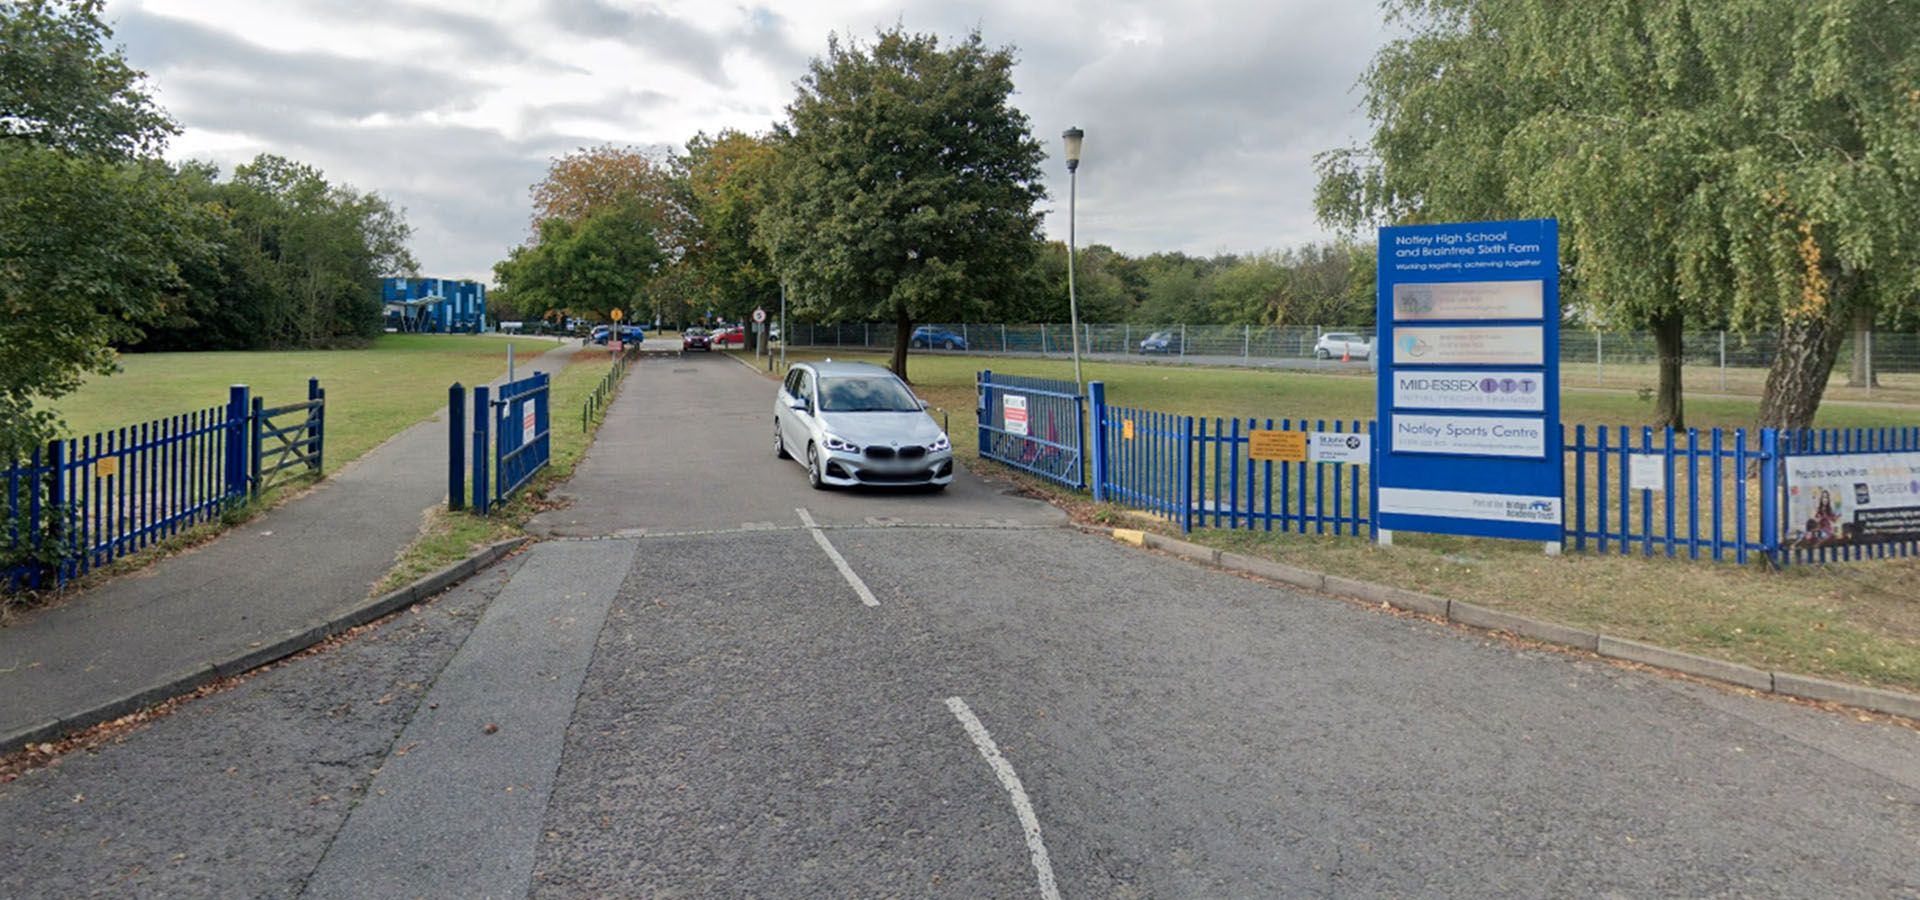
(759, 27), (1045, 382)
(1317, 0), (1920, 430)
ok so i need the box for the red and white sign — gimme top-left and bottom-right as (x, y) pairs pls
(752, 307), (768, 324)
(1003, 395), (1029, 436)
(522, 404), (537, 443)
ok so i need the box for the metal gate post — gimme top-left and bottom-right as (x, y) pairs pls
(46, 439), (65, 584)
(225, 385), (250, 500)
(1759, 428), (1780, 564)
(448, 383), (466, 510)
(1088, 381), (1108, 503)
(1178, 416), (1194, 533)
(472, 384), (492, 515)
(307, 378), (325, 472)
(249, 396), (264, 500)
(978, 371), (993, 462)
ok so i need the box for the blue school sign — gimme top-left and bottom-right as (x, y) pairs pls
(1375, 219), (1563, 545)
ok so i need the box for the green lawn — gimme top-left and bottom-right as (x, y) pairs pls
(52, 334), (570, 474)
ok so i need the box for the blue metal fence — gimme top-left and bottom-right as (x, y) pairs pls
(458, 373), (552, 515)
(5, 382), (324, 592)
(976, 370), (1085, 489)
(1566, 425), (1777, 564)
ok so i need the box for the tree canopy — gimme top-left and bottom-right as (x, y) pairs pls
(759, 27), (1046, 380)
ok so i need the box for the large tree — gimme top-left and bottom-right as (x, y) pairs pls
(0, 0), (194, 456)
(678, 130), (782, 340)
(501, 146), (678, 326)
(759, 27), (1045, 381)
(1319, 0), (1920, 430)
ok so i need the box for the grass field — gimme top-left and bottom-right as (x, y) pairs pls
(52, 334), (568, 474)
(747, 348), (1920, 695)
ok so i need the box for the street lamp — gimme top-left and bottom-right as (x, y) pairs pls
(1062, 126), (1085, 393)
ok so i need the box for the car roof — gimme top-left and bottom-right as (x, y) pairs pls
(801, 360), (897, 378)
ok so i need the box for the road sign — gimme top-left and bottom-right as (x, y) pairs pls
(610, 308), (623, 321)
(1375, 218), (1562, 544)
(753, 308), (767, 324)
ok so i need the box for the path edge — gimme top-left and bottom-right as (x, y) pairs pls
(1108, 527), (1920, 722)
(0, 537), (531, 756)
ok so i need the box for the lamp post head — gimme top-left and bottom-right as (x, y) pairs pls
(1062, 126), (1084, 173)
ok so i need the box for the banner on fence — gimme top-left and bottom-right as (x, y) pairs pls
(1786, 452), (1920, 548)
(1003, 395), (1029, 436)
(1375, 218), (1563, 545)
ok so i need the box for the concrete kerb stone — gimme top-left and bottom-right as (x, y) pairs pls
(0, 537), (531, 757)
(1773, 671), (1920, 720)
(1596, 635), (1773, 693)
(1096, 526), (1920, 722)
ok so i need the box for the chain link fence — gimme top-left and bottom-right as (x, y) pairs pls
(782, 323), (1920, 403)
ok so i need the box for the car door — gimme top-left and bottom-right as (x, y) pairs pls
(777, 369), (803, 452)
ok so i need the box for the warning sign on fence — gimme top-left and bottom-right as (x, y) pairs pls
(1248, 430), (1308, 462)
(1122, 418), (1135, 441)
(1003, 395), (1029, 436)
(522, 404), (536, 443)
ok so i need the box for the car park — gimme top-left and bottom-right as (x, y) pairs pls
(772, 361), (954, 490)
(1313, 332), (1373, 360)
(908, 325), (967, 350)
(1138, 330), (1182, 354)
(681, 328), (711, 352)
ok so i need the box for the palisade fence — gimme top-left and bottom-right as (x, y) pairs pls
(794, 323), (1920, 396)
(977, 372), (1920, 568)
(448, 372), (552, 516)
(4, 381), (326, 592)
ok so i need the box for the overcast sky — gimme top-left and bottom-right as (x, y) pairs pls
(106, 0), (1393, 283)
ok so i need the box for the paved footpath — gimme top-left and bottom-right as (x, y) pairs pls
(0, 341), (583, 750)
(3, 351), (1918, 898)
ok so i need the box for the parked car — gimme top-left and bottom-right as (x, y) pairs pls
(710, 325), (746, 347)
(681, 328), (711, 352)
(1138, 330), (1182, 354)
(909, 325), (968, 350)
(591, 324), (644, 345)
(772, 361), (953, 491)
(1313, 332), (1372, 360)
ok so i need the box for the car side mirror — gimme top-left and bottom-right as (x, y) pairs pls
(917, 398), (930, 411)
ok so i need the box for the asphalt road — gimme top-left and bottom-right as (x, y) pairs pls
(4, 352), (1918, 898)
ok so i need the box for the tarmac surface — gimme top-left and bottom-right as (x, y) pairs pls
(3, 351), (1918, 898)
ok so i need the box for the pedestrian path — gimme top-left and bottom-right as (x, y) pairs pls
(0, 343), (584, 751)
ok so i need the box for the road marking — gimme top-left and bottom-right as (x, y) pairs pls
(944, 696), (1062, 900)
(795, 507), (879, 607)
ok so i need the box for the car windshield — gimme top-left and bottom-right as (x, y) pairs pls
(818, 376), (920, 412)
(1149, 331), (1172, 341)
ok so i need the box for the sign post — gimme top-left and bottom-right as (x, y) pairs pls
(1374, 219), (1562, 553)
(609, 307), (624, 354)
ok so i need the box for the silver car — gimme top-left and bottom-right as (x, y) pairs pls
(773, 361), (954, 490)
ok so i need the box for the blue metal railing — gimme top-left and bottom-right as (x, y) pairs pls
(1566, 424), (1776, 564)
(457, 372), (552, 515)
(5, 382), (323, 592)
(976, 370), (1085, 489)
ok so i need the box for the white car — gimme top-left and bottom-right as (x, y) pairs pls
(773, 361), (954, 490)
(1313, 332), (1373, 360)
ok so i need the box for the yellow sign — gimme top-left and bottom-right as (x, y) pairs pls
(95, 456), (119, 478)
(610, 308), (624, 321)
(1122, 419), (1135, 440)
(1248, 430), (1308, 462)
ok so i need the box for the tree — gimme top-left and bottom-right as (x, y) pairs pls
(1319, 0), (1920, 430)
(760, 27), (1045, 381)
(0, 0), (192, 457)
(678, 130), (782, 341)
(494, 201), (667, 324)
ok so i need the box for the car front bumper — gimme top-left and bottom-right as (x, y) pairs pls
(818, 449), (956, 487)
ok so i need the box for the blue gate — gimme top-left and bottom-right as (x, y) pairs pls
(976, 370), (1084, 489)
(460, 373), (551, 515)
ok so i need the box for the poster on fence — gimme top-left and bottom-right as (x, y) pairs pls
(1786, 452), (1920, 548)
(1003, 395), (1029, 436)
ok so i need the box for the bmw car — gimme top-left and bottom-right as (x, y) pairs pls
(773, 361), (954, 490)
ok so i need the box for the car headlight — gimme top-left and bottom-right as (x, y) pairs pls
(823, 434), (860, 453)
(929, 435), (950, 452)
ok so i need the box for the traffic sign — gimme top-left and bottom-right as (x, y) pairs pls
(610, 308), (623, 321)
(753, 308), (768, 324)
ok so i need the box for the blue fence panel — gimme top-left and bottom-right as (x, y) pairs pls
(493, 372), (552, 506)
(1564, 424), (1779, 564)
(976, 370), (1085, 489)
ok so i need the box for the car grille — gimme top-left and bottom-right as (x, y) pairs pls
(856, 469), (935, 483)
(897, 446), (926, 460)
(864, 446), (895, 460)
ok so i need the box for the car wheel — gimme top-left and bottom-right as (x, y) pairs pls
(1315, 348), (1331, 360)
(774, 420), (791, 459)
(911, 339), (926, 349)
(943, 339), (959, 350)
(806, 443), (827, 490)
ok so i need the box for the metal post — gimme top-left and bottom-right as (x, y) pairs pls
(1088, 381), (1108, 503)
(1719, 330), (1727, 392)
(1596, 332), (1604, 386)
(249, 396), (264, 500)
(1759, 428), (1780, 562)
(977, 370), (994, 462)
(1066, 167), (1084, 391)
(45, 438), (65, 583)
(508, 342), (515, 384)
(1178, 416), (1194, 533)
(225, 385), (250, 500)
(1000, 323), (1007, 353)
(1866, 329), (1874, 398)
(780, 282), (788, 370)
(1243, 324), (1250, 362)
(1041, 322), (1048, 355)
(307, 378), (324, 473)
(472, 384), (491, 515)
(448, 383), (466, 510)
(1124, 323), (1131, 355)
(1179, 323), (1186, 361)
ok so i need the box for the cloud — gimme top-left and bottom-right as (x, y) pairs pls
(542, 0), (736, 86)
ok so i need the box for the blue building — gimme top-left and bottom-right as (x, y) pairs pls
(382, 278), (488, 333)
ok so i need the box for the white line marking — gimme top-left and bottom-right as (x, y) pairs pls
(796, 507), (879, 607)
(945, 696), (1062, 900)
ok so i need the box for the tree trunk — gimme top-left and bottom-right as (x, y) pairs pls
(1757, 294), (1851, 431)
(891, 314), (912, 382)
(1651, 310), (1685, 430)
(1846, 303), (1877, 387)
